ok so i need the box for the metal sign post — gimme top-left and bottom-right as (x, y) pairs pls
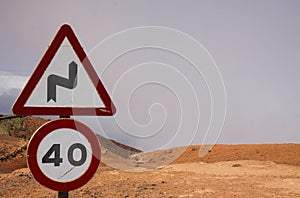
(58, 191), (68, 198)
(12, 24), (116, 197)
(59, 115), (70, 198)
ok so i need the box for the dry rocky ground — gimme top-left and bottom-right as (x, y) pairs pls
(0, 116), (299, 197)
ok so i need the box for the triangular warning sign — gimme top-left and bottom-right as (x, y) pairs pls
(12, 24), (116, 116)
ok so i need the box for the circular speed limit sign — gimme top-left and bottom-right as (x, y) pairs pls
(27, 119), (101, 191)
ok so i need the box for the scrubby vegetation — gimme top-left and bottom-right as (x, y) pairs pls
(0, 116), (24, 136)
(0, 116), (48, 139)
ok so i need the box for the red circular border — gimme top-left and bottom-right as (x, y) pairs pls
(27, 119), (101, 192)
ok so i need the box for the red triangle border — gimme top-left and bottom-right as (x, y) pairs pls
(12, 24), (116, 116)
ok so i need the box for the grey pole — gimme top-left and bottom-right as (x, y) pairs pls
(58, 115), (71, 198)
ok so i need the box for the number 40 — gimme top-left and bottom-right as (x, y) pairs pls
(42, 143), (87, 166)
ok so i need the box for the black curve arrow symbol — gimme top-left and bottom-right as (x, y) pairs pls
(47, 61), (78, 102)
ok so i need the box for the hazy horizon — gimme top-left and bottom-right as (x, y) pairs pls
(0, 1), (299, 151)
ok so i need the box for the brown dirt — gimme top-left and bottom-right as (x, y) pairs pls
(4, 116), (49, 139)
(1, 159), (299, 197)
(0, 135), (27, 173)
(0, 116), (48, 173)
(173, 144), (300, 166)
(0, 116), (299, 197)
(1, 143), (299, 197)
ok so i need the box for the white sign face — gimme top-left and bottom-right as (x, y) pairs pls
(27, 119), (101, 191)
(37, 128), (92, 182)
(25, 38), (104, 107)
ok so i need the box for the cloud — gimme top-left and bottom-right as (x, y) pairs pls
(0, 71), (28, 95)
(0, 71), (28, 114)
(0, 89), (20, 114)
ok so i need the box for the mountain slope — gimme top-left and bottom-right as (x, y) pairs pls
(0, 115), (142, 173)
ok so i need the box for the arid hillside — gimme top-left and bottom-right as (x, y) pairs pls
(0, 115), (142, 173)
(0, 116), (299, 197)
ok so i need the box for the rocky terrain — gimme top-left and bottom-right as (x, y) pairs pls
(0, 116), (299, 197)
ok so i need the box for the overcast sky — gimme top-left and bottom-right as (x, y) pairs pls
(0, 1), (299, 151)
